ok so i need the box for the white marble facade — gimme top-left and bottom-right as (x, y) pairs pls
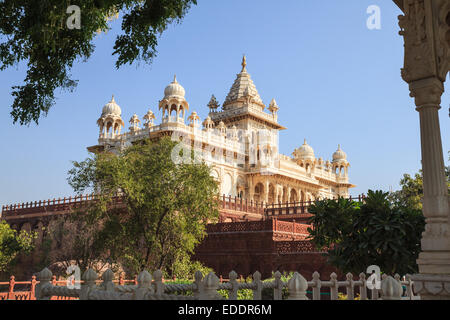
(89, 57), (354, 204)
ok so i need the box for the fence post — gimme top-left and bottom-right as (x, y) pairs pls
(80, 269), (98, 300)
(405, 274), (414, 300)
(312, 272), (321, 300)
(359, 273), (367, 300)
(202, 272), (221, 300)
(153, 270), (164, 295)
(273, 271), (283, 300)
(35, 268), (53, 300)
(193, 271), (204, 299)
(252, 271), (262, 300)
(228, 271), (238, 300)
(30, 275), (37, 300)
(346, 273), (354, 300)
(380, 276), (402, 300)
(330, 273), (338, 300)
(8, 276), (15, 300)
(100, 269), (115, 291)
(287, 272), (308, 300)
(135, 270), (153, 300)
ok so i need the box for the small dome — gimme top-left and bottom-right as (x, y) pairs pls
(164, 75), (185, 99)
(102, 95), (122, 116)
(293, 139), (315, 160)
(202, 116), (214, 128)
(332, 145), (347, 162)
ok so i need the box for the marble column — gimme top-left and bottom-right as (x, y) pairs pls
(394, 0), (450, 299)
(409, 77), (450, 300)
(409, 78), (450, 273)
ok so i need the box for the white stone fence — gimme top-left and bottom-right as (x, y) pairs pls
(34, 267), (420, 300)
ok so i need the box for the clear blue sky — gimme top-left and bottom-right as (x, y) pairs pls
(0, 0), (448, 206)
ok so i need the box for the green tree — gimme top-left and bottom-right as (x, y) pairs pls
(389, 152), (450, 209)
(307, 190), (425, 275)
(0, 0), (197, 125)
(0, 221), (37, 273)
(67, 137), (219, 275)
(41, 214), (116, 273)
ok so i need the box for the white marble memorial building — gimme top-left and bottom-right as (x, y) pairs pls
(88, 57), (355, 203)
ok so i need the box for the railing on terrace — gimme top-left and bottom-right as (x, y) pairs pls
(28, 267), (419, 300)
(207, 220), (310, 237)
(1, 194), (366, 219)
(265, 194), (366, 217)
(1, 194), (125, 217)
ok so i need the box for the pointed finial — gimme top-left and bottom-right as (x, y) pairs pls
(241, 55), (247, 72)
(173, 74), (177, 83)
(304, 139), (307, 145)
(111, 94), (115, 102)
(338, 144), (341, 150)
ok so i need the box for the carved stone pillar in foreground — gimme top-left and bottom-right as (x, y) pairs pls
(395, 0), (450, 299)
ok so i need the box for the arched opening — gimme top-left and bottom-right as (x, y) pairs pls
(290, 189), (298, 203)
(169, 104), (177, 121)
(254, 183), (264, 202)
(300, 190), (305, 203)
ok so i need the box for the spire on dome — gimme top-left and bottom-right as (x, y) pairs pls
(241, 55), (247, 73)
(223, 56), (264, 109)
(173, 74), (177, 83)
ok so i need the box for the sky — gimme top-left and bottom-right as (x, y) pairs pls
(0, 0), (448, 206)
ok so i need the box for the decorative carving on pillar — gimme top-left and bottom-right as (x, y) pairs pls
(398, 0), (449, 83)
(436, 1), (450, 80)
(411, 274), (450, 299)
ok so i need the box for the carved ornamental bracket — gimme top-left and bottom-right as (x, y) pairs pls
(397, 0), (450, 84)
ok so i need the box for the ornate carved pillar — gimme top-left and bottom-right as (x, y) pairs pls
(395, 0), (450, 299)
(264, 181), (269, 204)
(248, 177), (254, 202)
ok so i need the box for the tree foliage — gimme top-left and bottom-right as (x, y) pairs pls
(0, 220), (37, 273)
(0, 0), (197, 125)
(307, 190), (425, 275)
(389, 152), (450, 209)
(42, 214), (116, 273)
(67, 137), (219, 275)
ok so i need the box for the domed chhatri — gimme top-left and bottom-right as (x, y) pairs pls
(164, 75), (186, 100)
(102, 95), (122, 117)
(293, 139), (315, 161)
(332, 144), (347, 163)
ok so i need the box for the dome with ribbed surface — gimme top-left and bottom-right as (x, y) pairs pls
(332, 145), (347, 162)
(164, 75), (185, 99)
(293, 139), (315, 161)
(102, 95), (122, 116)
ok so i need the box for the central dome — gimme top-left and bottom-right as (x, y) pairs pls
(164, 75), (186, 99)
